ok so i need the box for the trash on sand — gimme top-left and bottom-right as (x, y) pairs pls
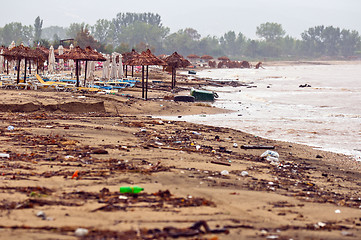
(71, 170), (79, 179)
(241, 145), (275, 150)
(0, 153), (10, 158)
(261, 150), (280, 162)
(119, 186), (144, 194)
(335, 209), (341, 214)
(7, 126), (14, 131)
(240, 171), (249, 177)
(220, 170), (229, 176)
(75, 228), (89, 237)
(211, 161), (231, 166)
(233, 143), (238, 148)
(36, 211), (46, 220)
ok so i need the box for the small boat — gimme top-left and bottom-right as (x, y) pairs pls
(190, 88), (218, 101)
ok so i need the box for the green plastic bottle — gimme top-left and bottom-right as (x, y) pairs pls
(119, 186), (144, 194)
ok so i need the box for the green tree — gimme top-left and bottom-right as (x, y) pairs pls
(339, 29), (361, 56)
(119, 22), (169, 53)
(92, 19), (112, 44)
(164, 29), (199, 56)
(198, 35), (223, 56)
(75, 27), (102, 50)
(301, 25), (325, 57)
(112, 12), (163, 45)
(42, 26), (67, 41)
(256, 22), (285, 41)
(0, 22), (33, 46)
(34, 16), (43, 43)
(66, 22), (89, 39)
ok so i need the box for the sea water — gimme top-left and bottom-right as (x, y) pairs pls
(164, 63), (361, 161)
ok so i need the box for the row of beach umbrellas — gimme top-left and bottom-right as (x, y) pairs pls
(1, 43), (192, 100)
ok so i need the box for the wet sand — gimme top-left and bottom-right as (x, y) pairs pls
(0, 66), (360, 239)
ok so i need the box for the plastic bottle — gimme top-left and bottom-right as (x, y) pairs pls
(119, 186), (144, 194)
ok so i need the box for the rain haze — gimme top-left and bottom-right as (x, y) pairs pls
(0, 0), (360, 39)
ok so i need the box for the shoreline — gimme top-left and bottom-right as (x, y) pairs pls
(0, 64), (360, 239)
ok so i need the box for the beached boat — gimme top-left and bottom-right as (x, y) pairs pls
(190, 88), (218, 101)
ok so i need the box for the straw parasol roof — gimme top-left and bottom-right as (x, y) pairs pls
(2, 45), (42, 61)
(164, 52), (191, 89)
(122, 49), (140, 64)
(201, 55), (213, 60)
(218, 56), (230, 61)
(187, 54), (200, 59)
(57, 46), (105, 61)
(125, 49), (166, 66)
(164, 52), (191, 68)
(84, 46), (106, 61)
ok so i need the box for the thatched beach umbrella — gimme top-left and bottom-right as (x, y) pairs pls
(125, 49), (166, 100)
(1, 45), (43, 83)
(187, 54), (200, 59)
(57, 46), (105, 87)
(218, 56), (230, 62)
(122, 49), (139, 78)
(34, 47), (48, 74)
(201, 55), (213, 61)
(164, 52), (191, 89)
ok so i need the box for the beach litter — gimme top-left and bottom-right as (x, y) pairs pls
(220, 170), (229, 176)
(0, 153), (10, 158)
(71, 170), (79, 179)
(7, 125), (14, 131)
(119, 186), (144, 194)
(75, 228), (89, 237)
(241, 145), (275, 149)
(261, 150), (280, 162)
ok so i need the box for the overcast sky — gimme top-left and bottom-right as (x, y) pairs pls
(1, 0), (360, 39)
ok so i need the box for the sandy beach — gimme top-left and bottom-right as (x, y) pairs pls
(0, 64), (361, 239)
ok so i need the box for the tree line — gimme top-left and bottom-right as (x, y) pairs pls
(0, 13), (360, 60)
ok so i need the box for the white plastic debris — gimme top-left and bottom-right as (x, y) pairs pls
(75, 228), (89, 237)
(335, 209), (341, 214)
(240, 171), (249, 177)
(7, 126), (14, 131)
(317, 222), (326, 227)
(196, 145), (201, 150)
(220, 170), (229, 176)
(36, 211), (46, 220)
(261, 150), (280, 163)
(233, 143), (238, 148)
(261, 150), (279, 159)
(0, 153), (10, 158)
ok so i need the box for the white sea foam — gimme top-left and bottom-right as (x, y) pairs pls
(164, 64), (361, 161)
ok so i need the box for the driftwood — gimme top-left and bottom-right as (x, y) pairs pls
(241, 145), (275, 150)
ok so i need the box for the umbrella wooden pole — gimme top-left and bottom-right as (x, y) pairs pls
(16, 59), (20, 84)
(146, 65), (149, 100)
(173, 68), (177, 88)
(6, 60), (9, 75)
(24, 58), (27, 83)
(132, 66), (134, 77)
(29, 60), (31, 74)
(141, 65), (145, 99)
(76, 60), (79, 87)
(125, 65), (128, 78)
(84, 60), (88, 87)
